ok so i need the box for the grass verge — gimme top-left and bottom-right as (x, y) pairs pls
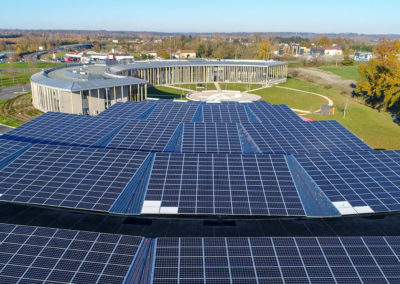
(0, 93), (43, 127)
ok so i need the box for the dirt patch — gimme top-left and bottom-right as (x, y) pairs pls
(289, 68), (355, 95)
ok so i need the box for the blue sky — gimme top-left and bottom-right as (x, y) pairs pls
(1, 0), (399, 34)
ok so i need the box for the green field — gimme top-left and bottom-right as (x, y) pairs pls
(0, 62), (65, 69)
(250, 86), (327, 112)
(0, 71), (33, 87)
(220, 83), (263, 91)
(172, 83), (217, 91)
(0, 93), (43, 127)
(318, 62), (362, 81)
(147, 86), (188, 100)
(270, 79), (400, 150)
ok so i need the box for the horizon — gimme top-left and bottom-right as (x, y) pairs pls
(2, 0), (400, 34)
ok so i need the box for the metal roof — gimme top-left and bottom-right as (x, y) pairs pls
(108, 59), (286, 74)
(30, 64), (147, 92)
(30, 59), (287, 92)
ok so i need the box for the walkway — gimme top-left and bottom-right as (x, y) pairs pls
(214, 82), (222, 92)
(275, 85), (333, 106)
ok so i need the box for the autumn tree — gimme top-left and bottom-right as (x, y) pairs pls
(257, 40), (273, 60)
(356, 39), (400, 111)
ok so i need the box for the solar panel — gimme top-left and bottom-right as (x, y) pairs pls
(0, 144), (149, 212)
(295, 150), (400, 215)
(1, 112), (127, 147)
(144, 101), (201, 122)
(106, 120), (180, 152)
(246, 101), (303, 122)
(242, 120), (372, 154)
(182, 123), (243, 154)
(0, 223), (142, 284)
(154, 236), (400, 283)
(202, 103), (251, 123)
(141, 153), (306, 216)
(0, 139), (31, 169)
(97, 101), (156, 119)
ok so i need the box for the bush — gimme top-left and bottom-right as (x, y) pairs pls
(323, 84), (332, 89)
(342, 58), (354, 66)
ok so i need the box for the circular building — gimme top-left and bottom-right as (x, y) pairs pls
(31, 59), (287, 115)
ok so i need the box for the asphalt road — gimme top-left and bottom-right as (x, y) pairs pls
(0, 85), (31, 100)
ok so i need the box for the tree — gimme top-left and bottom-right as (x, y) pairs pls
(197, 45), (205, 58)
(157, 49), (170, 59)
(257, 40), (273, 60)
(356, 39), (400, 110)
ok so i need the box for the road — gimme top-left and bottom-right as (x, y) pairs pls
(0, 85), (31, 100)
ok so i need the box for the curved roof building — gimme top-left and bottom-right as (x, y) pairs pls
(30, 59), (287, 115)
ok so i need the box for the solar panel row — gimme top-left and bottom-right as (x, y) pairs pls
(2, 112), (370, 155)
(0, 223), (142, 284)
(1, 223), (400, 284)
(97, 100), (304, 123)
(142, 153), (305, 216)
(0, 141), (398, 217)
(154, 236), (400, 284)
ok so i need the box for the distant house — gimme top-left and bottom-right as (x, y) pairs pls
(310, 46), (342, 56)
(354, 52), (373, 62)
(175, 50), (197, 59)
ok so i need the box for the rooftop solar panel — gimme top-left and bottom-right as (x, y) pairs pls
(0, 144), (149, 212)
(97, 101), (156, 119)
(182, 123), (243, 154)
(1, 112), (127, 148)
(106, 120), (180, 152)
(202, 103), (251, 123)
(141, 153), (306, 216)
(0, 139), (31, 169)
(0, 223), (142, 284)
(154, 236), (400, 284)
(144, 101), (201, 122)
(247, 101), (303, 122)
(242, 120), (372, 154)
(295, 150), (400, 215)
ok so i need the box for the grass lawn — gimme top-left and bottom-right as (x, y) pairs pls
(41, 52), (66, 61)
(172, 83), (217, 91)
(250, 86), (327, 112)
(219, 83), (263, 92)
(0, 93), (43, 127)
(147, 86), (189, 100)
(0, 71), (33, 87)
(318, 62), (362, 81)
(273, 78), (400, 150)
(0, 62), (65, 69)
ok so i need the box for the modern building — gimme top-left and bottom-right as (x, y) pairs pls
(30, 59), (288, 115)
(310, 46), (343, 56)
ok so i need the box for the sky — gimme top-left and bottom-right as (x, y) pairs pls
(1, 0), (399, 34)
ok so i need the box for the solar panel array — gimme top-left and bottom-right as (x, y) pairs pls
(2, 223), (400, 284)
(0, 144), (149, 212)
(296, 151), (400, 214)
(246, 101), (304, 122)
(2, 112), (127, 147)
(97, 101), (156, 119)
(145, 101), (202, 122)
(98, 100), (304, 123)
(0, 223), (142, 284)
(154, 236), (400, 284)
(106, 120), (180, 152)
(202, 103), (250, 123)
(142, 153), (305, 216)
(181, 123), (243, 154)
(242, 120), (371, 154)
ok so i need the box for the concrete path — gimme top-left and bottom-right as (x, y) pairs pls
(0, 124), (14, 134)
(214, 82), (221, 92)
(275, 85), (333, 106)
